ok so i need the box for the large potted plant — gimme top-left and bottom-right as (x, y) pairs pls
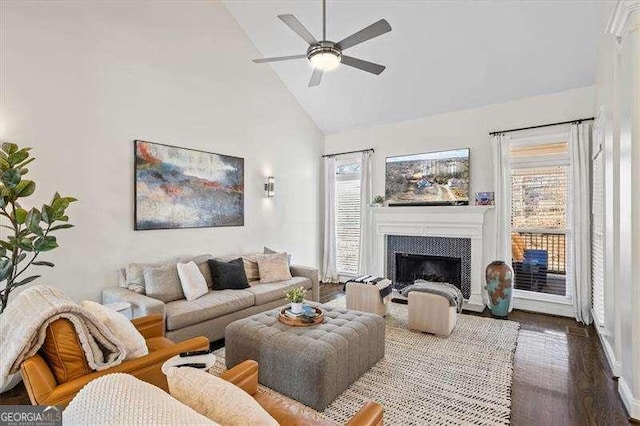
(0, 142), (76, 314)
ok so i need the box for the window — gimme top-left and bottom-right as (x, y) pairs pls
(510, 136), (570, 297)
(335, 159), (361, 275)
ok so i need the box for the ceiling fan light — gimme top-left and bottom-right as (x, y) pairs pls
(309, 52), (341, 71)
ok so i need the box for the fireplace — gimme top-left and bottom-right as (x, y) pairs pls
(394, 253), (462, 289)
(386, 235), (471, 297)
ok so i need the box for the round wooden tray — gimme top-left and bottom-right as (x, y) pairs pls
(278, 306), (324, 327)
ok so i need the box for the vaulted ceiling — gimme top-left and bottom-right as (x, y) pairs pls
(225, 1), (602, 134)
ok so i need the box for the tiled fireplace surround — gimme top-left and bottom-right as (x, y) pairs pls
(370, 205), (492, 312)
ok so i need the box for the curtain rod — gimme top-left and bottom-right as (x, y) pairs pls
(322, 148), (374, 158)
(489, 117), (595, 136)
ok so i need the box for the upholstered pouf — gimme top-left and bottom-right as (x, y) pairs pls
(345, 279), (391, 316)
(225, 304), (385, 411)
(408, 291), (458, 336)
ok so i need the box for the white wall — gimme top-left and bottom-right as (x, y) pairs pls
(0, 1), (324, 303)
(324, 86), (595, 270)
(594, 0), (640, 419)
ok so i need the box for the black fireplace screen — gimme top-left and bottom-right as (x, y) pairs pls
(394, 253), (462, 289)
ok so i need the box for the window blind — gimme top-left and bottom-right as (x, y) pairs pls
(591, 151), (605, 326)
(335, 160), (362, 276)
(510, 163), (569, 296)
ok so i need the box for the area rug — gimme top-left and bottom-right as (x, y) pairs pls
(212, 297), (520, 425)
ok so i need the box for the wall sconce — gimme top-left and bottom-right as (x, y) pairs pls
(264, 176), (275, 197)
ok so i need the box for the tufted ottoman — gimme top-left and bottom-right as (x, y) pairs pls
(224, 304), (385, 411)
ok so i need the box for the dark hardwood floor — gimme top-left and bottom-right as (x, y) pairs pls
(2, 284), (634, 425)
(321, 283), (633, 425)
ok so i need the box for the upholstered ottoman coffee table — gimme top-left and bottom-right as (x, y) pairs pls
(225, 304), (385, 411)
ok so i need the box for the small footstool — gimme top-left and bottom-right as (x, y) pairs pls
(408, 291), (458, 336)
(345, 279), (391, 316)
(225, 304), (385, 411)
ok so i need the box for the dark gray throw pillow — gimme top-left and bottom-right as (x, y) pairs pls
(208, 258), (250, 290)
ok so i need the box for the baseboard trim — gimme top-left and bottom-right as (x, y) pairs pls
(619, 377), (640, 420)
(593, 322), (622, 377)
(512, 297), (574, 318)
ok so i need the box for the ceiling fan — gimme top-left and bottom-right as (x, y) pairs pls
(252, 0), (392, 87)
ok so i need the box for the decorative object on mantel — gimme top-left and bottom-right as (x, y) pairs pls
(284, 286), (306, 314)
(264, 176), (275, 198)
(385, 148), (470, 206)
(371, 195), (385, 206)
(475, 192), (495, 206)
(485, 261), (514, 317)
(134, 140), (244, 230)
(0, 142), (77, 314)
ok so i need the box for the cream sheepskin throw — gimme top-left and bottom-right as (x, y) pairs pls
(0, 285), (126, 391)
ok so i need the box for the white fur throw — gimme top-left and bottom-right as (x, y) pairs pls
(167, 367), (278, 426)
(63, 373), (218, 425)
(0, 285), (126, 391)
(82, 301), (148, 360)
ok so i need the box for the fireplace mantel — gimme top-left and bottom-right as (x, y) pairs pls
(371, 205), (493, 311)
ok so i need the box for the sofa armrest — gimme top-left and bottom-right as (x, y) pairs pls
(131, 314), (165, 339)
(290, 264), (319, 302)
(21, 336), (209, 407)
(345, 401), (384, 426)
(220, 360), (259, 396)
(102, 286), (165, 318)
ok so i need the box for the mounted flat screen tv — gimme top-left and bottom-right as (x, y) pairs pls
(385, 148), (470, 206)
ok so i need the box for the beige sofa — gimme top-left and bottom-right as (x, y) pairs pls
(102, 253), (319, 343)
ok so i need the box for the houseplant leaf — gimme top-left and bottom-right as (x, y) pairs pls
(13, 275), (41, 287)
(33, 236), (58, 251)
(14, 180), (36, 198)
(32, 261), (54, 267)
(1, 168), (21, 188)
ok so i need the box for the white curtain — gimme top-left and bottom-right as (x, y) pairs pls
(569, 122), (592, 324)
(491, 133), (512, 264)
(321, 157), (338, 283)
(357, 151), (373, 275)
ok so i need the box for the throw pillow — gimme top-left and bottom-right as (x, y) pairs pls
(177, 261), (209, 301)
(242, 255), (260, 282)
(143, 263), (185, 303)
(125, 263), (146, 294)
(194, 254), (214, 288)
(208, 258), (250, 290)
(263, 246), (292, 266)
(256, 253), (292, 284)
(81, 301), (148, 360)
(167, 367), (278, 426)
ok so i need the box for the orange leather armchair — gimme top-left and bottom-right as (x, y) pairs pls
(221, 360), (383, 426)
(20, 314), (209, 407)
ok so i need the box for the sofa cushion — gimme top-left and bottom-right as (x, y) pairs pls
(256, 253), (292, 284)
(125, 255), (193, 294)
(144, 263), (185, 303)
(208, 258), (250, 290)
(246, 277), (311, 305)
(165, 290), (255, 331)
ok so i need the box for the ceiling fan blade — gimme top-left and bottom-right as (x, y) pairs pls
(336, 19), (392, 51)
(309, 68), (323, 87)
(341, 55), (386, 75)
(253, 54), (307, 63)
(278, 14), (318, 45)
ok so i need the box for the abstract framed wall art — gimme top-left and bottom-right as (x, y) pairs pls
(134, 140), (244, 230)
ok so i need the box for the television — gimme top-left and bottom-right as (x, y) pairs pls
(385, 148), (470, 206)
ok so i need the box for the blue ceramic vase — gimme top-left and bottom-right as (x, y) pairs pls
(485, 261), (514, 317)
